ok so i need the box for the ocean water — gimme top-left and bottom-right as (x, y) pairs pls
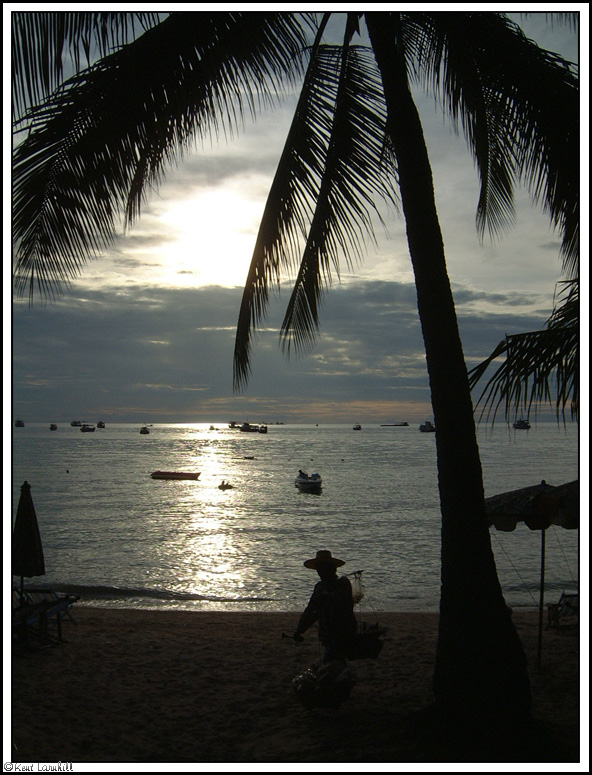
(11, 422), (579, 613)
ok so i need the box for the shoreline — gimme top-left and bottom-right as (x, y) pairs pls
(11, 608), (580, 764)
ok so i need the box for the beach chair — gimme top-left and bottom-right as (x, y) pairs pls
(547, 592), (579, 631)
(12, 588), (52, 644)
(23, 589), (80, 641)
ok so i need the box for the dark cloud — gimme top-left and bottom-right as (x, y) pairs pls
(12, 278), (552, 423)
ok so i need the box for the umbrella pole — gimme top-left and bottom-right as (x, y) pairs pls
(537, 528), (546, 672)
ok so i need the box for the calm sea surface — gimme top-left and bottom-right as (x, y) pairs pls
(11, 422), (579, 613)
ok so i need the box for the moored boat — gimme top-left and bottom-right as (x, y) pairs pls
(50, 423), (58, 431)
(151, 471), (201, 480)
(97, 421), (105, 428)
(353, 424), (362, 430)
(240, 422), (260, 432)
(513, 418), (531, 430)
(14, 419), (25, 427)
(295, 471), (323, 491)
(140, 426), (150, 434)
(80, 424), (96, 432)
(419, 420), (436, 433)
(70, 420), (82, 426)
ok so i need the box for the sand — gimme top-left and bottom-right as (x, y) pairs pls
(10, 608), (581, 765)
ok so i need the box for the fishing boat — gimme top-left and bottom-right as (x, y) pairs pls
(419, 420), (436, 433)
(513, 418), (531, 430)
(295, 471), (323, 491)
(80, 424), (96, 432)
(259, 424), (268, 434)
(150, 471), (201, 480)
(14, 419), (25, 427)
(380, 422), (409, 426)
(353, 424), (362, 430)
(140, 426), (150, 434)
(97, 421), (105, 428)
(50, 424), (58, 431)
(70, 420), (82, 426)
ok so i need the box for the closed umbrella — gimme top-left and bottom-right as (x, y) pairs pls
(12, 480), (45, 604)
(485, 479), (579, 669)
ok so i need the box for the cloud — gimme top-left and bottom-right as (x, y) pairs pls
(12, 278), (553, 423)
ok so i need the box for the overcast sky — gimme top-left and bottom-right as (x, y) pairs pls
(8, 10), (584, 425)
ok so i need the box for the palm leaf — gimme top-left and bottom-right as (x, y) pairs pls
(469, 280), (578, 423)
(405, 12), (578, 273)
(13, 12), (313, 301)
(12, 11), (162, 122)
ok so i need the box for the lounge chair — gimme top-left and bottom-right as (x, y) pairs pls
(547, 591), (579, 631)
(12, 588), (52, 644)
(23, 589), (80, 640)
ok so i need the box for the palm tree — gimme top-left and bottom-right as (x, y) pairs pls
(12, 11), (578, 745)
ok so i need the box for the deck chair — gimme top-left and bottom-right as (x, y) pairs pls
(547, 592), (579, 631)
(23, 589), (80, 641)
(12, 588), (52, 644)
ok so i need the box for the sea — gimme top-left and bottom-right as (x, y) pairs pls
(10, 421), (580, 614)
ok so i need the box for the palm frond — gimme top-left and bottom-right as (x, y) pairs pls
(406, 12), (578, 274)
(12, 11), (162, 122)
(233, 19), (398, 390)
(469, 280), (579, 423)
(13, 12), (312, 302)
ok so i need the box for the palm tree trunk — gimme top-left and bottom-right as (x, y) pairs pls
(365, 13), (532, 733)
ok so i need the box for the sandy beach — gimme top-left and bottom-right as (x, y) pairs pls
(10, 608), (580, 765)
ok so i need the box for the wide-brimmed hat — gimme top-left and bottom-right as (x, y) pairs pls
(304, 550), (345, 569)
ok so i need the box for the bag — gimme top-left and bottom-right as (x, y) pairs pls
(351, 574), (365, 604)
(346, 623), (386, 660)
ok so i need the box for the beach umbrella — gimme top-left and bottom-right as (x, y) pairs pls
(12, 480), (45, 604)
(485, 479), (579, 669)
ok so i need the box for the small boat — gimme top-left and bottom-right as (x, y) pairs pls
(419, 420), (436, 433)
(14, 419), (25, 427)
(228, 421), (238, 429)
(70, 420), (82, 427)
(97, 421), (105, 428)
(295, 471), (323, 491)
(140, 426), (150, 434)
(240, 422), (260, 432)
(258, 425), (268, 434)
(353, 424), (362, 430)
(513, 418), (531, 430)
(218, 480), (234, 490)
(380, 422), (409, 427)
(50, 424), (58, 431)
(80, 424), (96, 432)
(151, 471), (201, 480)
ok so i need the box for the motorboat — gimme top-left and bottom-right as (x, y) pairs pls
(240, 422), (260, 432)
(70, 420), (82, 427)
(97, 421), (105, 428)
(14, 419), (25, 427)
(353, 424), (362, 430)
(295, 471), (323, 491)
(80, 424), (96, 432)
(258, 425), (268, 434)
(151, 471), (201, 480)
(513, 418), (531, 430)
(140, 426), (150, 434)
(50, 424), (58, 431)
(419, 420), (436, 433)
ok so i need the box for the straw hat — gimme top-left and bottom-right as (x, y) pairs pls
(303, 550), (345, 569)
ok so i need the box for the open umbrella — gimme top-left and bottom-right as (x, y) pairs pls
(12, 480), (46, 604)
(485, 479), (579, 669)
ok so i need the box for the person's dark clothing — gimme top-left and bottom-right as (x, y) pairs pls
(295, 575), (357, 661)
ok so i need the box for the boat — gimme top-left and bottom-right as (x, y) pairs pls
(70, 421), (82, 427)
(295, 471), (323, 491)
(80, 424), (96, 432)
(140, 426), (150, 434)
(97, 421), (105, 428)
(50, 424), (58, 431)
(353, 424), (362, 431)
(151, 471), (201, 480)
(218, 481), (234, 490)
(419, 420), (436, 433)
(14, 419), (25, 427)
(228, 421), (238, 429)
(513, 418), (531, 430)
(258, 425), (268, 434)
(380, 422), (409, 427)
(240, 422), (260, 432)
